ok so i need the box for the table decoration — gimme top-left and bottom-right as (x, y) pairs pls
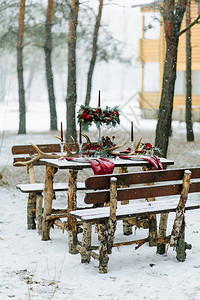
(131, 121), (134, 152)
(60, 122), (64, 160)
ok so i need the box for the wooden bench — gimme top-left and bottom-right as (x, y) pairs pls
(12, 143), (85, 234)
(70, 167), (200, 273)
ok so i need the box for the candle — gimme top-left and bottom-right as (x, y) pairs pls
(98, 90), (100, 107)
(131, 121), (134, 142)
(61, 122), (63, 142)
(79, 122), (82, 144)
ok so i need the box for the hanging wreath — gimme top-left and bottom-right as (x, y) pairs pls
(77, 105), (120, 131)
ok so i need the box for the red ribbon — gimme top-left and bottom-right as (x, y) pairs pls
(119, 155), (163, 170)
(88, 158), (115, 175)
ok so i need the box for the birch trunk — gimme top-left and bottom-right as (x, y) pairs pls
(107, 177), (117, 254)
(170, 170), (191, 247)
(67, 169), (79, 254)
(42, 166), (55, 240)
(97, 222), (109, 274)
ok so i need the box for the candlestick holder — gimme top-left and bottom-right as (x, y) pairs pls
(59, 141), (64, 160)
(131, 141), (134, 153)
(97, 126), (101, 145)
(78, 142), (83, 157)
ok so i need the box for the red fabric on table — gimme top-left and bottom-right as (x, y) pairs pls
(64, 156), (115, 175)
(119, 155), (163, 170)
(88, 158), (115, 175)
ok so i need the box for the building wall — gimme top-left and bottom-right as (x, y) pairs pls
(139, 1), (200, 119)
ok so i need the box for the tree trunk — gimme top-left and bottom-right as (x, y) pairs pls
(185, 0), (194, 141)
(17, 0), (26, 134)
(66, 0), (79, 142)
(155, 0), (187, 158)
(45, 0), (57, 131)
(155, 39), (178, 158)
(85, 0), (103, 106)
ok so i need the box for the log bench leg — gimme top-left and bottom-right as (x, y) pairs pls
(42, 166), (55, 241)
(36, 193), (43, 235)
(67, 169), (79, 254)
(119, 166), (132, 236)
(157, 213), (168, 254)
(97, 222), (109, 274)
(27, 192), (36, 230)
(170, 170), (192, 261)
(81, 222), (92, 263)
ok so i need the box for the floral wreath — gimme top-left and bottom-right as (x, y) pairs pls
(82, 136), (116, 157)
(77, 105), (120, 131)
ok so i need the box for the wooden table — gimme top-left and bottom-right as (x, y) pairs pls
(38, 157), (174, 253)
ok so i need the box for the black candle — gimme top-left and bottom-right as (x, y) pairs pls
(98, 90), (100, 107)
(131, 121), (134, 142)
(61, 122), (63, 142)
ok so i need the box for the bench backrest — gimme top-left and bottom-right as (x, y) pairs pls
(12, 143), (77, 165)
(84, 167), (200, 205)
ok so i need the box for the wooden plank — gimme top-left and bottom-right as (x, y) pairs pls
(12, 143), (78, 155)
(70, 200), (200, 222)
(84, 181), (200, 205)
(85, 167), (200, 190)
(16, 182), (85, 193)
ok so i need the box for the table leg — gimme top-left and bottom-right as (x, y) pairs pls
(42, 166), (55, 241)
(119, 166), (133, 235)
(67, 169), (79, 254)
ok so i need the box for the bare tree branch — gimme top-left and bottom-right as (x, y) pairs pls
(178, 13), (200, 36)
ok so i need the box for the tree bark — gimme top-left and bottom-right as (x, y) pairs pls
(66, 0), (79, 142)
(45, 0), (57, 131)
(85, 0), (103, 106)
(185, 0), (194, 141)
(155, 0), (187, 157)
(17, 0), (26, 134)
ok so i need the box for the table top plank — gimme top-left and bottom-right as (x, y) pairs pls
(38, 157), (174, 170)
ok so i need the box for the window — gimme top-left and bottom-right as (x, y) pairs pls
(174, 71), (185, 95)
(144, 13), (160, 39)
(143, 62), (160, 92)
(193, 70), (200, 95)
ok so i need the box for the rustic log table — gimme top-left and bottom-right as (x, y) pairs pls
(37, 157), (174, 254)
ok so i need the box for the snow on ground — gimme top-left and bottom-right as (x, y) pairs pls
(1, 106), (200, 299)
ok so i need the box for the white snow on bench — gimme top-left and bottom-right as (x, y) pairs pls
(70, 199), (200, 222)
(16, 182), (85, 193)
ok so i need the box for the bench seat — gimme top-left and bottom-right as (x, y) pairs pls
(70, 199), (200, 222)
(16, 182), (85, 193)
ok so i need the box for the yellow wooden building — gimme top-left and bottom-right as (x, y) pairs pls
(139, 1), (200, 120)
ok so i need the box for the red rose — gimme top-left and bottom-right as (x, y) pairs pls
(146, 143), (152, 149)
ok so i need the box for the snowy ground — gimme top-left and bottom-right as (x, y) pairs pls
(1, 108), (200, 299)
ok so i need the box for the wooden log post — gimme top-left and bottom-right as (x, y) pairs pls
(143, 166), (157, 246)
(67, 169), (79, 254)
(157, 213), (168, 254)
(97, 221), (109, 274)
(107, 177), (117, 254)
(170, 170), (192, 261)
(42, 166), (55, 240)
(35, 193), (43, 235)
(27, 164), (36, 229)
(27, 192), (36, 229)
(119, 166), (132, 235)
(81, 222), (92, 263)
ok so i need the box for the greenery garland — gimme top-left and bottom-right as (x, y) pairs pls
(77, 105), (120, 131)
